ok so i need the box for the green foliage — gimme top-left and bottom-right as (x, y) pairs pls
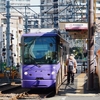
(70, 47), (83, 59)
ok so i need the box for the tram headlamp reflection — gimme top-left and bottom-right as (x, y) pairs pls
(24, 72), (28, 75)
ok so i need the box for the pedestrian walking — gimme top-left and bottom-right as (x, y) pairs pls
(66, 54), (77, 85)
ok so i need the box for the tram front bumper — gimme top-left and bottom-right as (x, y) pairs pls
(21, 80), (56, 88)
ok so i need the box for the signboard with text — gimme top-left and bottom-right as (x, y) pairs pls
(59, 22), (88, 39)
(65, 23), (88, 30)
(65, 23), (88, 39)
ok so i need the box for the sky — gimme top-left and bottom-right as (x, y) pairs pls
(30, 0), (40, 13)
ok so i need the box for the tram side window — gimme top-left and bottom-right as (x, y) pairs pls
(58, 43), (63, 61)
(57, 43), (62, 62)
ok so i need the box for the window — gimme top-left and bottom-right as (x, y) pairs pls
(47, 0), (52, 3)
(97, 1), (100, 4)
(53, 0), (58, 2)
(1, 18), (7, 24)
(41, 6), (44, 10)
(98, 17), (100, 20)
(23, 36), (57, 64)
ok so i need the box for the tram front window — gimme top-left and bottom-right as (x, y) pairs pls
(23, 36), (58, 64)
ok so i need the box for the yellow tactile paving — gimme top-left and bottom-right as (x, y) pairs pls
(75, 73), (86, 93)
(75, 73), (86, 79)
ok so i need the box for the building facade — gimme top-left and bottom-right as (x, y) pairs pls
(0, 0), (40, 32)
(0, 0), (30, 15)
(40, 0), (88, 28)
(40, 0), (100, 28)
(0, 13), (23, 72)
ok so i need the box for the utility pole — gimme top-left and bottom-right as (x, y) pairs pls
(53, 2), (58, 28)
(25, 15), (28, 33)
(6, 0), (11, 79)
(87, 0), (95, 90)
(25, 6), (28, 33)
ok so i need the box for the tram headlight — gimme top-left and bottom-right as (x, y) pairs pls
(24, 72), (28, 75)
(53, 66), (56, 69)
(51, 71), (55, 75)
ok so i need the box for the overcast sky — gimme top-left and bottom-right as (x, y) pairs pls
(30, 0), (40, 13)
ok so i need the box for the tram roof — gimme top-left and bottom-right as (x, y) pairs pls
(22, 32), (69, 44)
(22, 32), (59, 37)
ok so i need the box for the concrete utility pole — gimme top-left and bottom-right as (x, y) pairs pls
(6, 0), (11, 74)
(53, 2), (58, 28)
(87, 0), (95, 90)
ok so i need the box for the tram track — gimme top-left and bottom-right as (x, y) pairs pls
(16, 90), (55, 100)
(0, 83), (56, 100)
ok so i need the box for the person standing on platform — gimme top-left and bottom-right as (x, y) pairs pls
(66, 54), (77, 85)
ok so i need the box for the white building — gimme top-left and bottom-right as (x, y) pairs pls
(0, 0), (31, 15)
(0, 0), (5, 13)
(0, 13), (23, 71)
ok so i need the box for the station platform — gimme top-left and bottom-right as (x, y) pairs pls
(58, 73), (100, 96)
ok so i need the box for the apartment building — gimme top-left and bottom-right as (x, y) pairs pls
(0, 0), (5, 13)
(40, 0), (58, 28)
(0, 13), (23, 72)
(0, 0), (30, 15)
(0, 0), (38, 33)
(40, 0), (87, 28)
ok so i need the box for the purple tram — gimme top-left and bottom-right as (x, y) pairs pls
(20, 31), (69, 92)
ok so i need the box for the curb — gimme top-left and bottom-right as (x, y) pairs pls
(65, 93), (100, 96)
